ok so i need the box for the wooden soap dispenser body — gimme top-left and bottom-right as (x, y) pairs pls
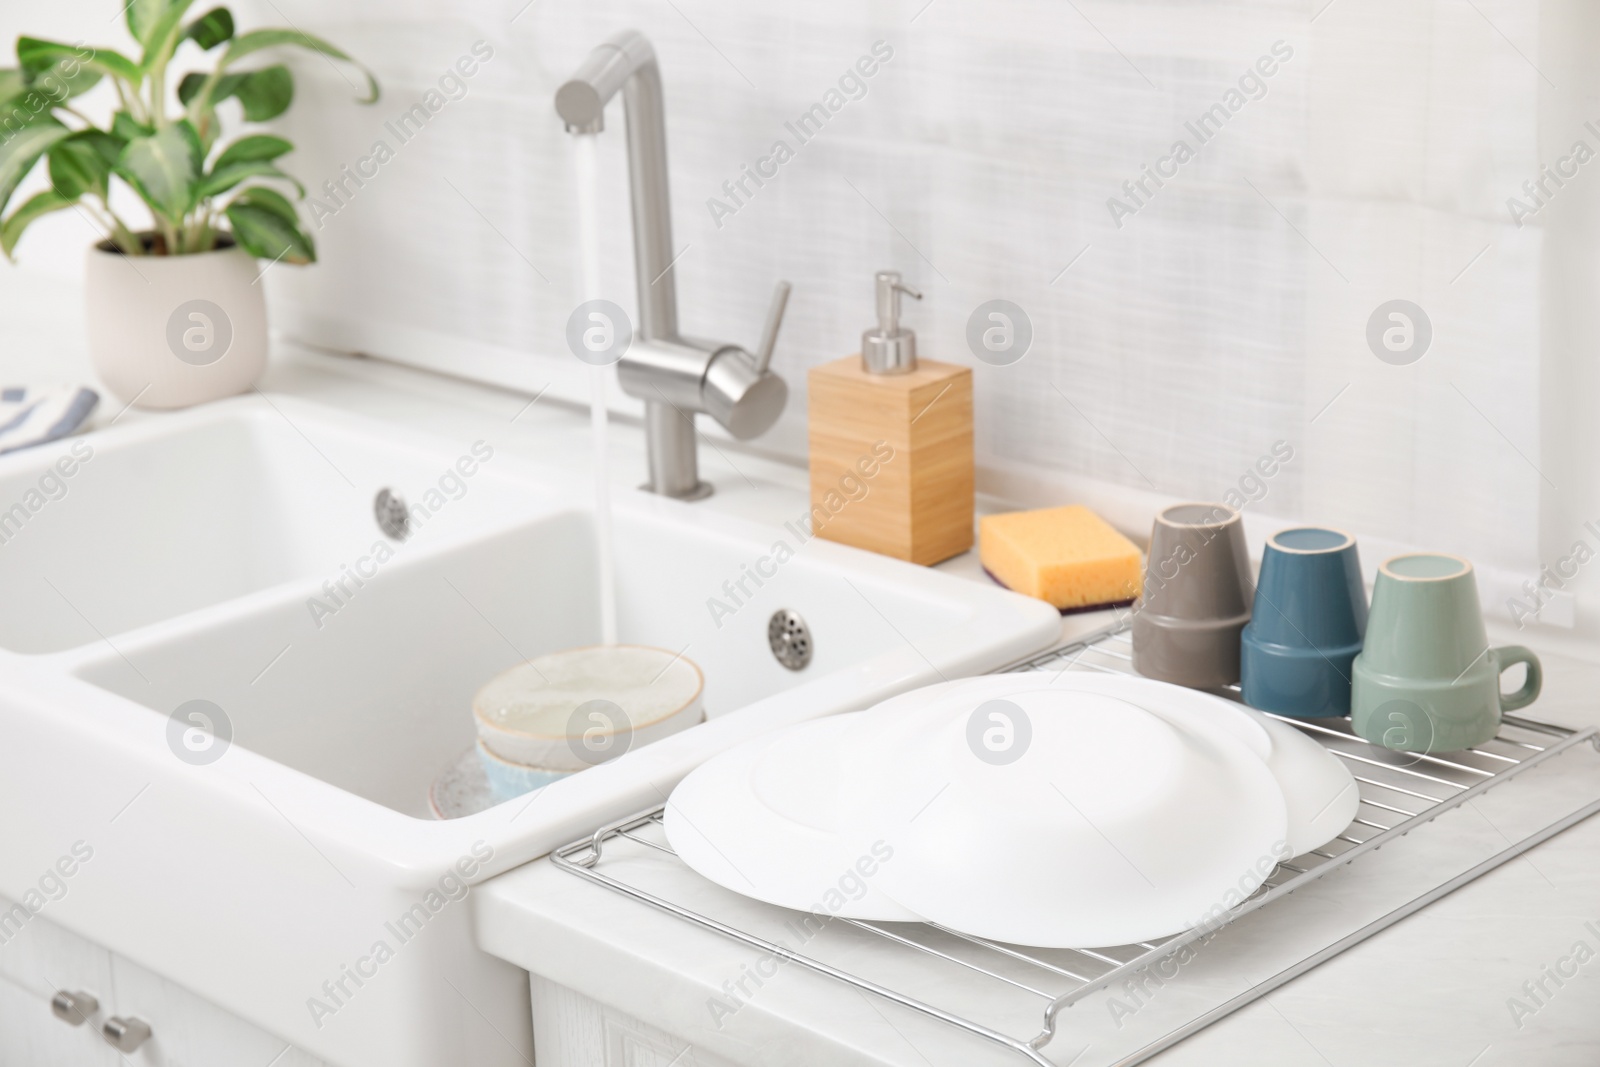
(807, 270), (974, 566)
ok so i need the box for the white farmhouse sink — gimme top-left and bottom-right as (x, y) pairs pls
(0, 395), (1059, 1067)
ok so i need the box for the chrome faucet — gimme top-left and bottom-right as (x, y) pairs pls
(556, 30), (791, 501)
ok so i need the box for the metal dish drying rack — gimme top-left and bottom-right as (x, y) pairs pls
(552, 622), (1600, 1066)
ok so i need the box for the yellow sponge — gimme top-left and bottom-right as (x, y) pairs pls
(980, 505), (1142, 611)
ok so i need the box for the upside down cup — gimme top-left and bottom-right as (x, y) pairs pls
(1132, 503), (1254, 689)
(1240, 527), (1367, 717)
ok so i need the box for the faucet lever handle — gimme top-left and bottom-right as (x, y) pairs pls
(753, 281), (792, 376)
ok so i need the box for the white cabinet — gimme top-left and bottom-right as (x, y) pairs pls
(0, 893), (119, 1067)
(0, 978), (122, 1067)
(530, 975), (743, 1067)
(0, 894), (331, 1067)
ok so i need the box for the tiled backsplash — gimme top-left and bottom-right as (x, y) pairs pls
(6, 0), (1550, 594)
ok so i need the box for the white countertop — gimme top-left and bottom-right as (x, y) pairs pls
(9, 270), (1600, 1066)
(474, 652), (1600, 1067)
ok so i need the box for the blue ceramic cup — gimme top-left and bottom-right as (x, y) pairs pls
(1240, 527), (1367, 717)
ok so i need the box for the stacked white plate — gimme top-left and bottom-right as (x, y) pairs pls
(665, 673), (1358, 948)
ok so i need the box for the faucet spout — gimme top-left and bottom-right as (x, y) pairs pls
(557, 31), (678, 343)
(553, 32), (652, 134)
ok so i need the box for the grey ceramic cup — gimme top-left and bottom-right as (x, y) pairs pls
(1132, 502), (1254, 688)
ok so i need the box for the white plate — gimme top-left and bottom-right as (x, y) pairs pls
(1041, 673), (1359, 855)
(836, 683), (1289, 947)
(668, 671), (1357, 943)
(1252, 717), (1360, 856)
(1042, 674), (1358, 855)
(665, 715), (919, 921)
(855, 672), (1356, 856)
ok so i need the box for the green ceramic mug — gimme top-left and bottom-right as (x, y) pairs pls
(1351, 553), (1541, 753)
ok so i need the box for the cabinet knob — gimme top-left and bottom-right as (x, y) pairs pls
(50, 990), (98, 1026)
(102, 1015), (152, 1053)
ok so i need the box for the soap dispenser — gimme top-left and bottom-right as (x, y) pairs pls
(807, 270), (974, 565)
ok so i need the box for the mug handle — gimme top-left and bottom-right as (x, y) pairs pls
(1494, 645), (1542, 713)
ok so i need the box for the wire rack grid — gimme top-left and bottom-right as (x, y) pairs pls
(552, 622), (1600, 1066)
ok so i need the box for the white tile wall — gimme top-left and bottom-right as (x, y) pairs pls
(3, 0), (1551, 583)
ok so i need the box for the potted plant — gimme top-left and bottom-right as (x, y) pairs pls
(0, 2), (377, 409)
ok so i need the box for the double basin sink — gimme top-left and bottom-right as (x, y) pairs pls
(0, 394), (1059, 1066)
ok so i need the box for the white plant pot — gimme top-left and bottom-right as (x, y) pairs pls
(84, 235), (269, 410)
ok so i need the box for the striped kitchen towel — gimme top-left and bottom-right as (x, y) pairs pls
(0, 386), (99, 455)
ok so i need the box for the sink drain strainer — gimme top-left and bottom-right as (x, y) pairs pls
(767, 609), (812, 671)
(374, 488), (410, 541)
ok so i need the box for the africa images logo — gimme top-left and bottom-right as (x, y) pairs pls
(166, 299), (233, 366)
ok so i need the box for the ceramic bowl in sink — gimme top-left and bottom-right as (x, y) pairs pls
(473, 644), (704, 772)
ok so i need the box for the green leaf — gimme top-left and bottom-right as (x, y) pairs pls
(1, 189), (73, 259)
(110, 111), (154, 142)
(139, 0), (201, 71)
(126, 0), (171, 47)
(200, 131), (296, 192)
(114, 120), (201, 221)
(0, 119), (69, 216)
(47, 130), (124, 199)
(212, 133), (290, 169)
(226, 183), (296, 224)
(0, 86), (55, 135)
(178, 70), (223, 106)
(221, 29), (377, 103)
(17, 38), (141, 84)
(196, 159), (301, 199)
(231, 64), (293, 120)
(7, 55), (99, 108)
(28, 58), (102, 101)
(225, 196), (314, 263)
(179, 64), (291, 124)
(185, 7), (234, 50)
(36, 68), (100, 101)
